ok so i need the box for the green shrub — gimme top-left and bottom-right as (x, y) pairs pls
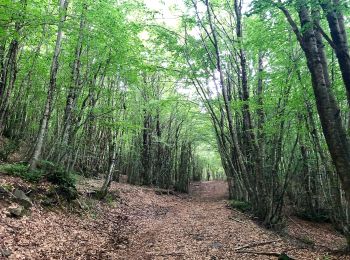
(0, 163), (43, 182)
(24, 170), (44, 183)
(0, 163), (28, 175)
(296, 209), (331, 223)
(37, 160), (76, 186)
(38, 161), (78, 201)
(228, 200), (252, 212)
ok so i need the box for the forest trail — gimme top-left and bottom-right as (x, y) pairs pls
(116, 181), (345, 260)
(1, 176), (347, 259)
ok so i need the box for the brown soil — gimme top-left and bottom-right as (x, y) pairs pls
(0, 176), (348, 259)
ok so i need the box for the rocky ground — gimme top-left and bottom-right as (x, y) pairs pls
(0, 174), (348, 259)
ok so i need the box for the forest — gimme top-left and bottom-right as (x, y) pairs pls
(0, 0), (350, 259)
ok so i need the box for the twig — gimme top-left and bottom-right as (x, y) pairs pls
(236, 251), (295, 259)
(234, 239), (283, 251)
(236, 250), (280, 256)
(146, 252), (185, 256)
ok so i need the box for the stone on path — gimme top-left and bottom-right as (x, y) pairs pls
(8, 205), (25, 218)
(14, 189), (33, 208)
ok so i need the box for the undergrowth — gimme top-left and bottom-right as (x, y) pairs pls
(0, 163), (42, 182)
(0, 161), (78, 201)
(296, 209), (331, 223)
(228, 200), (252, 213)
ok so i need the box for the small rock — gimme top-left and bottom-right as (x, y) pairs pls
(116, 244), (127, 250)
(1, 247), (12, 257)
(41, 197), (58, 207)
(14, 189), (32, 208)
(8, 205), (25, 218)
(210, 241), (223, 249)
(193, 234), (205, 241)
(71, 199), (88, 210)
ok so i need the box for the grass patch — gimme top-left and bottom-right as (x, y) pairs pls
(0, 163), (43, 182)
(228, 200), (252, 213)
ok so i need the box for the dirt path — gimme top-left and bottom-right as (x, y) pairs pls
(116, 181), (346, 260)
(189, 181), (229, 201)
(1, 177), (347, 259)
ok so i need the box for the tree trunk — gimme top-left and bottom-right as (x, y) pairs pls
(60, 4), (86, 154)
(141, 111), (152, 185)
(321, 0), (350, 105)
(280, 0), (350, 203)
(100, 141), (117, 199)
(29, 0), (69, 170)
(0, 39), (19, 134)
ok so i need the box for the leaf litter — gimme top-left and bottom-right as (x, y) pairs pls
(0, 177), (348, 259)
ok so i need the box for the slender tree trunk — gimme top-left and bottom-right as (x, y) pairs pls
(29, 0), (69, 170)
(255, 52), (269, 220)
(0, 42), (5, 97)
(61, 4), (86, 153)
(0, 39), (19, 133)
(100, 140), (117, 199)
(141, 110), (152, 185)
